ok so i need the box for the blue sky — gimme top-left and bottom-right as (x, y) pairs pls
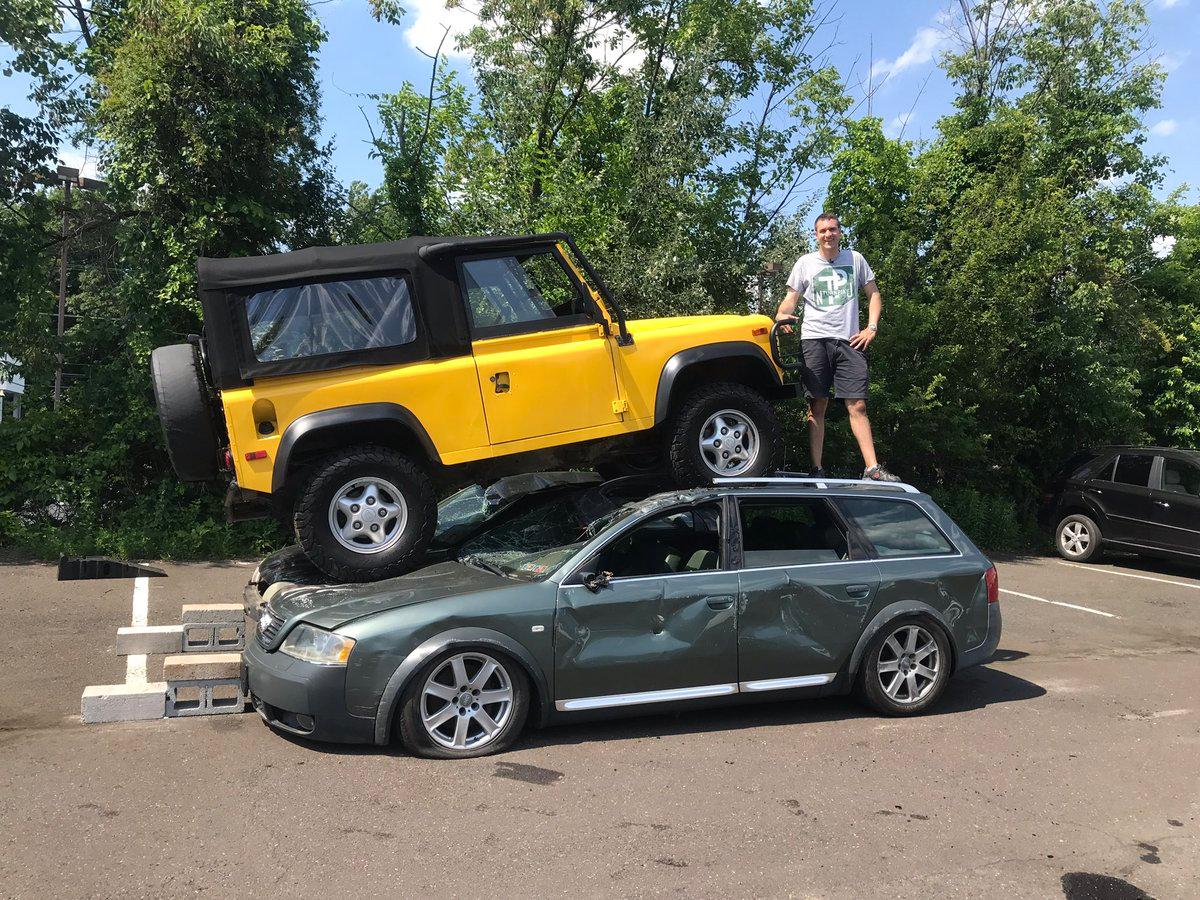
(4, 0), (1199, 200)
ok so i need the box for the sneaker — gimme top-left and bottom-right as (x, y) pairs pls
(809, 466), (827, 479)
(863, 465), (902, 483)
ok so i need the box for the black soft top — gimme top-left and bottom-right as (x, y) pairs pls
(197, 234), (571, 390)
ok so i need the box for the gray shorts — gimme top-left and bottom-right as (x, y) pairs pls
(800, 338), (869, 400)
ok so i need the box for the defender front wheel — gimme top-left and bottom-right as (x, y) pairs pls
(666, 382), (781, 485)
(293, 446), (435, 582)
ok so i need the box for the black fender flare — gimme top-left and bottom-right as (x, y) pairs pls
(372, 627), (552, 745)
(272, 402), (439, 492)
(653, 341), (786, 426)
(845, 600), (960, 680)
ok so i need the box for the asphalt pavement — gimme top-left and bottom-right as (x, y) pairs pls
(1, 552), (1198, 898)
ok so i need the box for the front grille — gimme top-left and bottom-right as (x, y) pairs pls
(257, 609), (283, 647)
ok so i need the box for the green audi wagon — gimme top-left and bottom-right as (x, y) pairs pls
(244, 476), (1001, 759)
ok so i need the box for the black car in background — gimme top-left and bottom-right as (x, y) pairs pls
(1039, 446), (1200, 564)
(246, 472), (658, 608)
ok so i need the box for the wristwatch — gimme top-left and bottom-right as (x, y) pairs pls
(868, 324), (878, 332)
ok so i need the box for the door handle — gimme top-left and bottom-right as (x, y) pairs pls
(706, 595), (735, 610)
(489, 371), (510, 393)
(1155, 500), (1170, 508)
(845, 584), (872, 599)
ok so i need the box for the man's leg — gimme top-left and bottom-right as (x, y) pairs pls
(845, 398), (878, 470)
(808, 398), (829, 470)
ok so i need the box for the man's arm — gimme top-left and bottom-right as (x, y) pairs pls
(775, 288), (800, 333)
(848, 279), (881, 350)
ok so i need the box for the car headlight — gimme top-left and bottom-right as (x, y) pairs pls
(279, 624), (355, 666)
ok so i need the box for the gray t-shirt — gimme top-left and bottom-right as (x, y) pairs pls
(786, 248), (875, 340)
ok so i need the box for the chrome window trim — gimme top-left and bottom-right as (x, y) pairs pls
(555, 682), (737, 712)
(739, 673), (835, 692)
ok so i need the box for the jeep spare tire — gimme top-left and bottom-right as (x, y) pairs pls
(293, 445), (436, 583)
(666, 382), (781, 485)
(150, 343), (220, 482)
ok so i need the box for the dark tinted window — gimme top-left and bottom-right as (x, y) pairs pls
(837, 498), (955, 558)
(462, 251), (589, 331)
(1161, 458), (1200, 497)
(1053, 450), (1100, 481)
(596, 505), (722, 578)
(1113, 454), (1153, 487)
(738, 498), (849, 568)
(246, 276), (416, 362)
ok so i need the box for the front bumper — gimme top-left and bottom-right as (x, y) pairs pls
(958, 601), (1002, 669)
(243, 637), (375, 744)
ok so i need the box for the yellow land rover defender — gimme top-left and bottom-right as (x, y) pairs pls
(151, 233), (794, 581)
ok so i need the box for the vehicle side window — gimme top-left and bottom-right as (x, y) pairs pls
(461, 251), (589, 331)
(245, 275), (416, 362)
(1160, 458), (1200, 497)
(738, 498), (849, 568)
(595, 505), (722, 578)
(836, 498), (956, 559)
(1113, 454), (1153, 487)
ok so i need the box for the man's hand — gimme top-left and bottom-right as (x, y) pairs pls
(775, 313), (799, 335)
(849, 327), (876, 350)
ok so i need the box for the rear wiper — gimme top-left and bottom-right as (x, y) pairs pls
(462, 554), (507, 577)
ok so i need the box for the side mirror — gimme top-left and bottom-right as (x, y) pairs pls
(583, 570), (613, 593)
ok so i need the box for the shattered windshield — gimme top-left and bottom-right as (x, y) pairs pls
(433, 485), (493, 544)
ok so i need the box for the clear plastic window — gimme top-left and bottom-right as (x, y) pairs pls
(462, 252), (588, 331)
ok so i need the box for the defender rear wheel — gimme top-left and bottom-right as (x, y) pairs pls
(666, 382), (781, 485)
(293, 445), (435, 582)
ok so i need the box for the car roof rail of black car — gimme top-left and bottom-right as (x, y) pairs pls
(713, 474), (921, 494)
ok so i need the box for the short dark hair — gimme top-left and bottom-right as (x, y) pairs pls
(814, 211), (840, 230)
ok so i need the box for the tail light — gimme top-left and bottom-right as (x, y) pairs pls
(984, 566), (999, 603)
(223, 450), (233, 471)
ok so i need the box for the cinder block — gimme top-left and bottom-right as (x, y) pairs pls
(81, 682), (167, 723)
(116, 625), (184, 656)
(166, 678), (247, 717)
(163, 652), (244, 681)
(182, 622), (245, 652)
(180, 603), (243, 624)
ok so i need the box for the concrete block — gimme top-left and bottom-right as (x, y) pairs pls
(163, 652), (244, 681)
(166, 678), (247, 717)
(116, 625), (183, 656)
(81, 682), (167, 723)
(180, 603), (243, 624)
(182, 622), (245, 652)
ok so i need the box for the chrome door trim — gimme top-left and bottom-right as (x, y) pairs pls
(739, 673), (836, 692)
(555, 682), (737, 712)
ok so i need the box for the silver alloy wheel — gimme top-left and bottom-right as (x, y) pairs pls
(698, 408), (760, 477)
(420, 652), (514, 751)
(1060, 520), (1091, 557)
(327, 476), (408, 555)
(877, 624), (940, 704)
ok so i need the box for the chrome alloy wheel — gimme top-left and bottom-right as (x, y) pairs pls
(328, 477), (408, 554)
(1060, 520), (1092, 558)
(698, 408), (760, 476)
(877, 625), (940, 704)
(420, 652), (514, 751)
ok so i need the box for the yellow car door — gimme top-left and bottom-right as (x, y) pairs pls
(462, 247), (623, 446)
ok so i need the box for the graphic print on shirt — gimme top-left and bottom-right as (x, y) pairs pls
(810, 265), (856, 309)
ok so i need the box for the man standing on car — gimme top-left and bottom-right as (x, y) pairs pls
(775, 212), (900, 483)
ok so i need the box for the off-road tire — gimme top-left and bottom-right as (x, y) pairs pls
(1055, 513), (1103, 563)
(396, 648), (530, 759)
(150, 343), (220, 482)
(857, 615), (952, 717)
(293, 445), (435, 583)
(666, 382), (781, 485)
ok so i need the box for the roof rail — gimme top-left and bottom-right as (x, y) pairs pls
(712, 475), (920, 494)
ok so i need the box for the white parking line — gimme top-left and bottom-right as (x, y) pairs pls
(1000, 588), (1119, 619)
(124, 576), (149, 685)
(1058, 561), (1200, 591)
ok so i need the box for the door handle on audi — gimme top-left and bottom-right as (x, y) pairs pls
(845, 584), (872, 599)
(706, 595), (735, 610)
(1155, 500), (1170, 508)
(489, 371), (510, 393)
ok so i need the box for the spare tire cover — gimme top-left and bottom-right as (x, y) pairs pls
(151, 343), (220, 482)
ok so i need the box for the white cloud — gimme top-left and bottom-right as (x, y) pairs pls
(885, 112), (913, 138)
(1150, 118), (1179, 136)
(404, 0), (477, 59)
(1158, 0), (1185, 9)
(57, 148), (102, 181)
(872, 26), (948, 83)
(1157, 49), (1189, 72)
(1152, 235), (1177, 258)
